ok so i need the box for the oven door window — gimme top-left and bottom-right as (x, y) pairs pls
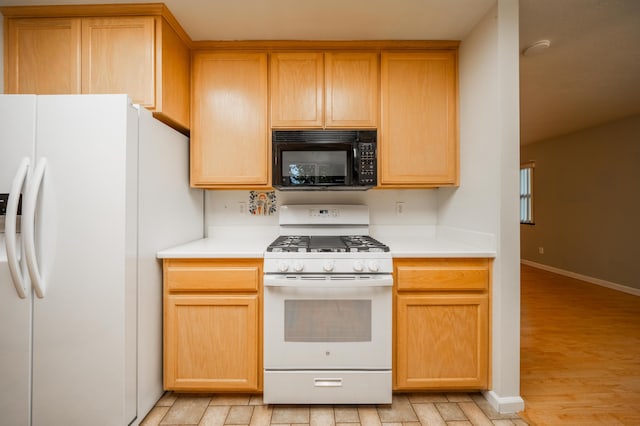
(284, 300), (371, 342)
(282, 151), (347, 186)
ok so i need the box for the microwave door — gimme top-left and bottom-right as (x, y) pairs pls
(279, 149), (350, 188)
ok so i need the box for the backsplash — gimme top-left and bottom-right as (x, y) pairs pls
(204, 189), (438, 232)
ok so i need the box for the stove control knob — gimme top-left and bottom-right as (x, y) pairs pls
(353, 260), (364, 272)
(323, 260), (335, 272)
(367, 260), (380, 272)
(293, 261), (304, 272)
(277, 261), (289, 273)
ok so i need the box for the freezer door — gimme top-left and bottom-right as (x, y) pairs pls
(30, 95), (137, 425)
(0, 94), (37, 426)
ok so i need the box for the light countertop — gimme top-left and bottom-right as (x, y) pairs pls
(157, 225), (496, 259)
(156, 226), (278, 259)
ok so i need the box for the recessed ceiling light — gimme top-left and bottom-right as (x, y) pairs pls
(522, 39), (551, 56)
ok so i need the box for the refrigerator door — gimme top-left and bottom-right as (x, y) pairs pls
(0, 95), (37, 426)
(30, 95), (137, 425)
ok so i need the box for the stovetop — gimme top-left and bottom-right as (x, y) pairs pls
(266, 235), (390, 253)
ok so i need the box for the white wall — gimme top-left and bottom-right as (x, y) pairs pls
(440, 0), (523, 412)
(204, 189), (439, 231)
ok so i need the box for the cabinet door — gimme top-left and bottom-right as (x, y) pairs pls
(81, 17), (155, 106)
(271, 52), (324, 128)
(395, 293), (488, 389)
(5, 18), (81, 94)
(191, 52), (269, 187)
(325, 52), (378, 128)
(164, 294), (259, 391)
(380, 51), (458, 187)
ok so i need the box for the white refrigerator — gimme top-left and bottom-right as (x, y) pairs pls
(0, 94), (204, 425)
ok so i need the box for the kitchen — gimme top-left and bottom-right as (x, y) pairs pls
(0, 0), (522, 424)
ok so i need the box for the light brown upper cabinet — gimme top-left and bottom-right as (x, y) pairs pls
(81, 17), (155, 107)
(270, 52), (378, 128)
(4, 18), (81, 94)
(190, 51), (270, 188)
(2, 5), (191, 134)
(380, 51), (458, 187)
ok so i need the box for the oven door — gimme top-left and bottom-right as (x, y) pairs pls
(263, 274), (392, 370)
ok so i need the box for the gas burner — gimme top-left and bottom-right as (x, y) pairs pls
(267, 235), (311, 252)
(266, 235), (389, 253)
(341, 235), (390, 252)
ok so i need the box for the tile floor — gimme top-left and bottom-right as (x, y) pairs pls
(141, 392), (529, 425)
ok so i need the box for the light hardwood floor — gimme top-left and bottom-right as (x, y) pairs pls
(519, 264), (640, 425)
(142, 392), (527, 425)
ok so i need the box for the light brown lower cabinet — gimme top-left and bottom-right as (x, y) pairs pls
(394, 258), (491, 390)
(163, 259), (262, 392)
(163, 257), (490, 393)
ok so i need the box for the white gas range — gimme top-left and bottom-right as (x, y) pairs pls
(263, 205), (392, 404)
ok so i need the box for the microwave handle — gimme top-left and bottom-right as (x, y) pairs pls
(353, 145), (360, 178)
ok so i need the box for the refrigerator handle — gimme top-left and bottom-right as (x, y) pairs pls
(24, 157), (47, 299)
(5, 157), (30, 299)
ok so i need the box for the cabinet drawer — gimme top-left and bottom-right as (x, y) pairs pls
(395, 258), (490, 291)
(164, 259), (262, 292)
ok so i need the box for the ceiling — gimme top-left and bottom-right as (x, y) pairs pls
(1, 0), (638, 145)
(519, 0), (640, 144)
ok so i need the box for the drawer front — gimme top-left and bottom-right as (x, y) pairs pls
(264, 370), (391, 404)
(395, 258), (490, 291)
(165, 259), (262, 292)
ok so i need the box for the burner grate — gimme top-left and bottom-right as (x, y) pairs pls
(266, 235), (389, 253)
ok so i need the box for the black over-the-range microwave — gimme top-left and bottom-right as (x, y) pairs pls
(272, 130), (377, 190)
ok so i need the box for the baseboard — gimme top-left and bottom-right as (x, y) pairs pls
(482, 390), (525, 414)
(521, 260), (640, 297)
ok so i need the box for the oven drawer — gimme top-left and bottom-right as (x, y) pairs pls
(263, 370), (391, 404)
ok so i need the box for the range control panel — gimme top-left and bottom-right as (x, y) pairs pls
(309, 208), (339, 218)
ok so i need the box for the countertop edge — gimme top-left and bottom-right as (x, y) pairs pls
(157, 236), (496, 259)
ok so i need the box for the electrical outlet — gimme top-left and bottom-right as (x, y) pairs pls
(238, 202), (247, 214)
(538, 247), (544, 255)
(395, 201), (405, 216)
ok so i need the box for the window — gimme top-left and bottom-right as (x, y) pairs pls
(520, 162), (534, 224)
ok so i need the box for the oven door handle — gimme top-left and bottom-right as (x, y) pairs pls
(264, 275), (393, 288)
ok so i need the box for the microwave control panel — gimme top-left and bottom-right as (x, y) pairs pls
(358, 142), (377, 185)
